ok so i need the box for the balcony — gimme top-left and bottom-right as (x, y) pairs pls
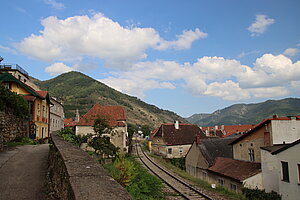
(0, 63), (29, 76)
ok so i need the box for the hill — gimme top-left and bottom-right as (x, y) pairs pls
(32, 71), (186, 128)
(186, 98), (300, 126)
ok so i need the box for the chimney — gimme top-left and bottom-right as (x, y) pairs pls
(174, 120), (179, 129)
(196, 135), (201, 144)
(221, 125), (224, 131)
(273, 114), (278, 119)
(75, 109), (80, 122)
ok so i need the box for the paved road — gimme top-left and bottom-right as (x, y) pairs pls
(0, 144), (49, 200)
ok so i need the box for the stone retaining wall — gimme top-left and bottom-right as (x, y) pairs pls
(0, 111), (28, 150)
(48, 133), (132, 200)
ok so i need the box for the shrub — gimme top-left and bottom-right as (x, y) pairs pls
(242, 187), (281, 200)
(57, 128), (88, 146)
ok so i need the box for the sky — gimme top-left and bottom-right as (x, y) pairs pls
(1, 0), (300, 117)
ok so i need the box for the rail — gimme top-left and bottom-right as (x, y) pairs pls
(135, 143), (213, 200)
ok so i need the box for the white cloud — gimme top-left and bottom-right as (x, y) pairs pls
(238, 50), (260, 58)
(16, 13), (206, 68)
(44, 0), (65, 10)
(283, 48), (299, 56)
(45, 62), (73, 76)
(99, 53), (300, 101)
(156, 28), (207, 50)
(0, 45), (17, 54)
(248, 14), (275, 36)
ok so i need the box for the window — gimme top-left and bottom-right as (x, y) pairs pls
(248, 149), (255, 162)
(42, 105), (45, 117)
(4, 83), (12, 90)
(168, 148), (172, 154)
(37, 103), (40, 116)
(218, 178), (225, 186)
(281, 161), (289, 182)
(298, 164), (300, 184)
(179, 147), (183, 153)
(230, 183), (237, 191)
(202, 171), (207, 180)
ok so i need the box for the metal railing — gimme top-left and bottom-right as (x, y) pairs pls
(0, 63), (29, 76)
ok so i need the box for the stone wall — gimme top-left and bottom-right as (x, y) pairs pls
(47, 133), (132, 200)
(0, 111), (28, 147)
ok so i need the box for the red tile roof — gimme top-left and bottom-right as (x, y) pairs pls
(36, 91), (48, 99)
(230, 115), (300, 145)
(201, 124), (255, 137)
(22, 95), (36, 102)
(153, 123), (206, 145)
(77, 104), (126, 127)
(64, 118), (77, 127)
(208, 157), (261, 182)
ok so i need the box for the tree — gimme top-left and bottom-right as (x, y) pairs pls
(88, 117), (119, 161)
(141, 125), (151, 137)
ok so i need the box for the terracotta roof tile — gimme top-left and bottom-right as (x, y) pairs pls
(208, 157), (261, 181)
(64, 118), (77, 127)
(77, 104), (126, 127)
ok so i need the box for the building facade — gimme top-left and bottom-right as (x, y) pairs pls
(150, 122), (206, 158)
(75, 104), (128, 153)
(0, 65), (51, 139)
(50, 97), (64, 133)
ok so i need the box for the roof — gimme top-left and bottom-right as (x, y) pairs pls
(201, 124), (255, 137)
(0, 72), (51, 103)
(229, 116), (300, 145)
(77, 104), (126, 127)
(208, 157), (261, 182)
(153, 123), (206, 145)
(261, 138), (300, 155)
(64, 118), (77, 127)
(198, 137), (237, 166)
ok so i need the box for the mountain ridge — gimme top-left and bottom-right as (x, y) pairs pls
(186, 98), (300, 126)
(31, 71), (186, 129)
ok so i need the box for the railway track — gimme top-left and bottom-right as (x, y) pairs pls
(135, 144), (213, 200)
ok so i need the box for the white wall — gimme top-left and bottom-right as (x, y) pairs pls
(243, 172), (263, 190)
(271, 120), (300, 144)
(75, 126), (94, 136)
(276, 143), (300, 200)
(261, 149), (279, 193)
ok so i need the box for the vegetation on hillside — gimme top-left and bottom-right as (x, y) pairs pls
(32, 71), (185, 129)
(0, 83), (29, 118)
(187, 98), (300, 126)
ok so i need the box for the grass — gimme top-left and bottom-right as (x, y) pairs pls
(149, 154), (246, 200)
(4, 137), (37, 147)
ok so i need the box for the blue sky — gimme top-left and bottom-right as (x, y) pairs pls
(1, 0), (300, 117)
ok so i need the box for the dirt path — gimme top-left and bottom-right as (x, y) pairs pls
(0, 144), (49, 200)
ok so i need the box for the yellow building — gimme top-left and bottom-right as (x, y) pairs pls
(0, 66), (51, 139)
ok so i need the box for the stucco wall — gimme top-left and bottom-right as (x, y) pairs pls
(75, 126), (128, 153)
(271, 120), (300, 144)
(276, 143), (300, 200)
(233, 125), (265, 162)
(243, 172), (262, 189)
(261, 149), (279, 193)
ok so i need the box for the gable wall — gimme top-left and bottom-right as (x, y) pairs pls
(233, 125), (266, 162)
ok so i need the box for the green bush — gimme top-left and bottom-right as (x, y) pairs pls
(104, 156), (164, 200)
(164, 157), (186, 170)
(0, 83), (29, 118)
(242, 188), (281, 200)
(5, 137), (37, 147)
(57, 128), (88, 146)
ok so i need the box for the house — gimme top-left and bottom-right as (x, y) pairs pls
(64, 109), (80, 128)
(50, 97), (64, 133)
(207, 157), (262, 193)
(75, 104), (128, 152)
(150, 121), (206, 158)
(261, 139), (300, 200)
(185, 137), (236, 179)
(0, 67), (51, 139)
(201, 124), (255, 137)
(229, 115), (300, 163)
